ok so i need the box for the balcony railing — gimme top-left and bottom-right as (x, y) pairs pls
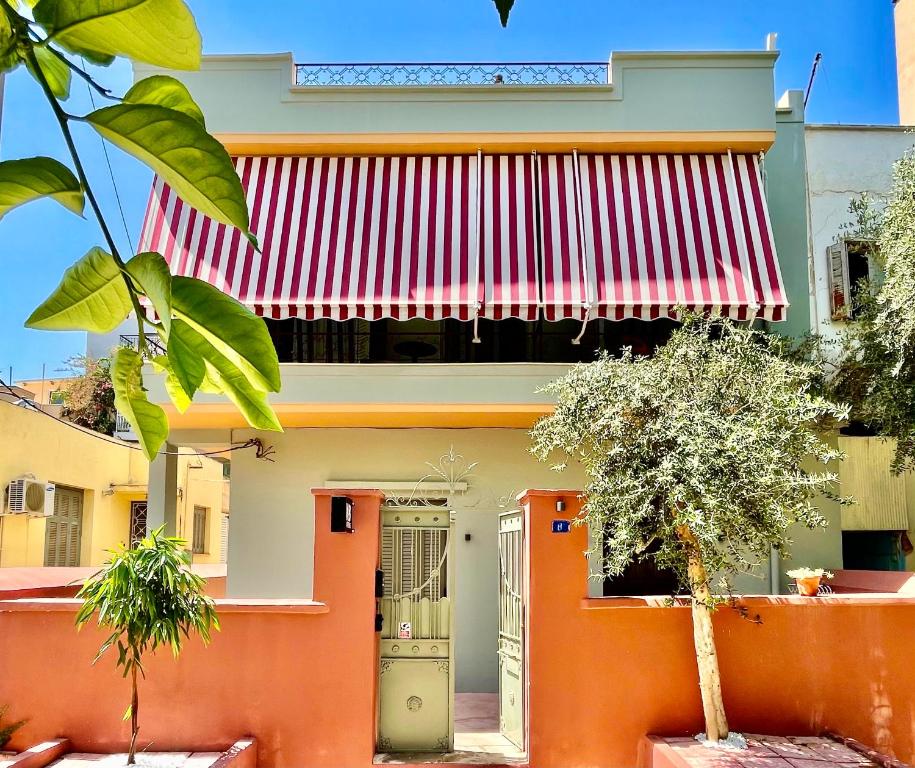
(119, 334), (166, 360)
(294, 61), (608, 87)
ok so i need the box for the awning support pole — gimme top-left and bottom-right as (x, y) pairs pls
(571, 305), (591, 345)
(472, 307), (481, 344)
(472, 148), (483, 344)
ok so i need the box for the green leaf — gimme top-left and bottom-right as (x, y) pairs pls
(125, 251), (171, 335)
(170, 277), (280, 393)
(26, 247), (132, 332)
(166, 319), (280, 431)
(26, 46), (70, 99)
(150, 355), (191, 413)
(204, 359), (281, 432)
(112, 346), (168, 460)
(165, 320), (205, 401)
(0, 156), (83, 220)
(84, 103), (250, 235)
(124, 75), (204, 126)
(32, 0), (200, 70)
(494, 0), (514, 26)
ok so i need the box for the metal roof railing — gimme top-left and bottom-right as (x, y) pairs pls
(294, 61), (609, 87)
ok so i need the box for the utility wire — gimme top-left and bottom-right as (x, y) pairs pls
(0, 376), (274, 460)
(82, 59), (134, 254)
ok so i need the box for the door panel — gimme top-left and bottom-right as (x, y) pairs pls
(498, 510), (525, 750)
(378, 507), (453, 752)
(44, 486), (83, 566)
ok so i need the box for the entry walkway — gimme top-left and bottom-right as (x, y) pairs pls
(375, 693), (524, 765)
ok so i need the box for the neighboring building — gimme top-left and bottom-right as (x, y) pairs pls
(896, 0), (915, 124)
(805, 125), (915, 572)
(119, 46), (841, 750)
(14, 375), (78, 406)
(0, 400), (229, 568)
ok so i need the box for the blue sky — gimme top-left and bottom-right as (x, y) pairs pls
(0, 0), (900, 383)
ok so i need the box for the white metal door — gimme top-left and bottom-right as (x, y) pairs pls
(498, 509), (525, 750)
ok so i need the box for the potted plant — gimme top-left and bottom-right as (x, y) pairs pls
(787, 567), (834, 596)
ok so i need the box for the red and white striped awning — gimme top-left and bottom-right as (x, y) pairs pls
(567, 152), (786, 321)
(139, 151), (787, 325)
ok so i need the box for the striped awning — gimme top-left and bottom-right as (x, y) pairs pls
(139, 151), (787, 325)
(565, 152), (786, 322)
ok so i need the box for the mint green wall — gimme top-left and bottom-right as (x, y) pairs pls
(763, 90), (812, 338)
(136, 51), (778, 137)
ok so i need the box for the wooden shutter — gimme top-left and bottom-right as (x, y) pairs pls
(827, 241), (850, 320)
(219, 514), (229, 563)
(192, 506), (207, 554)
(44, 486), (83, 566)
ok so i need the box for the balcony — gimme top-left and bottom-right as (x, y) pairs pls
(293, 61), (608, 88)
(119, 334), (166, 360)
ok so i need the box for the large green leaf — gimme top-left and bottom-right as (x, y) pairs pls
(0, 156), (83, 220)
(170, 277), (280, 393)
(84, 104), (251, 236)
(26, 46), (70, 99)
(124, 75), (204, 126)
(26, 246), (132, 332)
(150, 355), (191, 413)
(126, 251), (171, 334)
(167, 318), (280, 431)
(0, 10), (20, 73)
(32, 0), (200, 70)
(112, 346), (169, 460)
(165, 319), (205, 402)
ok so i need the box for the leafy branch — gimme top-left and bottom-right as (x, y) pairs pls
(0, 0), (282, 459)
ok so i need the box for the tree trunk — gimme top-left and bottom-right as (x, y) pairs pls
(127, 663), (139, 765)
(677, 525), (729, 742)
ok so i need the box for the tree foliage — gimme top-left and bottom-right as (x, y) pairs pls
(820, 150), (915, 472)
(0, 0), (281, 461)
(76, 527), (218, 764)
(531, 315), (845, 739)
(61, 355), (116, 435)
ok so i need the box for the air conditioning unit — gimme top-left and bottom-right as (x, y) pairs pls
(4, 477), (55, 516)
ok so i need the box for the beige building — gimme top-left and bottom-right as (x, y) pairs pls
(896, 0), (915, 124)
(0, 400), (229, 568)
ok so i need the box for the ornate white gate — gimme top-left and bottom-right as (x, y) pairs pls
(378, 506), (454, 753)
(498, 509), (525, 750)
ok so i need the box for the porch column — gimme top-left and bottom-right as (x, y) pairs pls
(147, 442), (178, 537)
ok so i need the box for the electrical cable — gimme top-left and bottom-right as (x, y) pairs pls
(0, 376), (274, 460)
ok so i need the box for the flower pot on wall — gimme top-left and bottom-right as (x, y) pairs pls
(795, 576), (822, 596)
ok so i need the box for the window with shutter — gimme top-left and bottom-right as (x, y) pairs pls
(192, 506), (208, 554)
(828, 241), (850, 320)
(219, 514), (229, 563)
(44, 486), (83, 566)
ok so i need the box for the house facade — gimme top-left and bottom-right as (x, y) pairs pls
(111, 45), (858, 755)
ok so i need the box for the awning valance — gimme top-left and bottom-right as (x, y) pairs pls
(139, 151), (787, 325)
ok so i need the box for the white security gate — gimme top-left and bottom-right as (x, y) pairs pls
(378, 507), (453, 753)
(498, 509), (525, 750)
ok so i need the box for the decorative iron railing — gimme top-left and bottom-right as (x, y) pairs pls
(119, 334), (166, 360)
(294, 61), (608, 87)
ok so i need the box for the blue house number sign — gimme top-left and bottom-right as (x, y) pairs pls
(551, 520), (571, 534)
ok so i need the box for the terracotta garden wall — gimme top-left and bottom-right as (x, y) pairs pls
(1, 489), (913, 768)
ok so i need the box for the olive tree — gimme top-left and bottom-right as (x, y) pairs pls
(0, 0), (282, 461)
(531, 316), (845, 741)
(76, 527), (218, 765)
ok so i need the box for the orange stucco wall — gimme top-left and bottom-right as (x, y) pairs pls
(2, 489), (915, 768)
(0, 489), (382, 768)
(523, 491), (915, 768)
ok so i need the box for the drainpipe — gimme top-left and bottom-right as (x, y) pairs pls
(769, 546), (781, 594)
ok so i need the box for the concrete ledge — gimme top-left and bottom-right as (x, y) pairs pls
(7, 740), (70, 768)
(211, 739), (257, 768)
(581, 594), (915, 609)
(0, 598), (328, 614)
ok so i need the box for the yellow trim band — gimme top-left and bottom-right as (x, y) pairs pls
(214, 130), (775, 156)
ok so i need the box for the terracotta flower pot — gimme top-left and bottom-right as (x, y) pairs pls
(795, 576), (822, 596)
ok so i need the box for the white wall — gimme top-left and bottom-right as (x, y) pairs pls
(86, 319), (135, 360)
(806, 125), (915, 342)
